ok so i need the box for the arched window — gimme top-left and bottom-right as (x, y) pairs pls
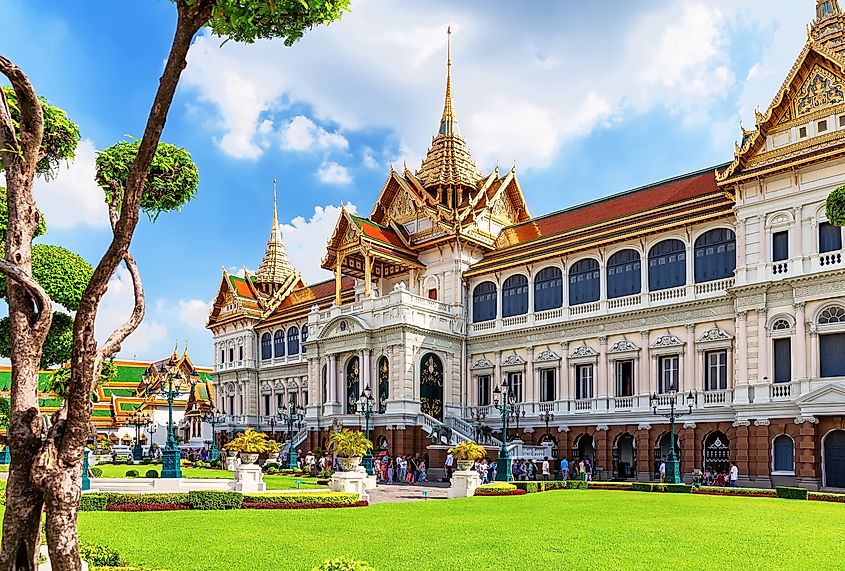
(771, 318), (791, 331)
(260, 333), (272, 360)
(377, 356), (389, 413)
(420, 353), (444, 420)
(694, 228), (736, 283)
(648, 239), (686, 291)
(273, 330), (285, 357)
(819, 221), (843, 253)
(818, 306), (845, 324)
(301, 325), (308, 354)
(472, 282), (497, 323)
(534, 267), (563, 312)
(773, 435), (794, 473)
(568, 259), (600, 306)
(502, 275), (529, 317)
(818, 306), (845, 378)
(346, 357), (360, 414)
(287, 326), (299, 355)
(607, 249), (641, 299)
(321, 364), (327, 404)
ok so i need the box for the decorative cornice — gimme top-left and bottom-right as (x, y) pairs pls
(501, 354), (526, 366)
(596, 425), (609, 431)
(608, 340), (639, 353)
(698, 327), (733, 343)
(651, 334), (683, 349)
(534, 349), (560, 362)
(794, 415), (819, 424)
(570, 345), (598, 358)
(683, 422), (697, 429)
(637, 423), (652, 431)
(471, 358), (494, 370)
(557, 425), (570, 433)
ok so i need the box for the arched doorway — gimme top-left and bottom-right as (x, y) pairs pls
(573, 434), (595, 461)
(613, 433), (637, 479)
(345, 356), (360, 415)
(823, 430), (845, 488)
(654, 432), (681, 477)
(377, 356), (389, 414)
(420, 353), (444, 420)
(703, 431), (730, 474)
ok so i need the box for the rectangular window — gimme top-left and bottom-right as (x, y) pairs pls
(303, 391), (308, 406)
(238, 346), (244, 361)
(615, 360), (635, 397)
(539, 368), (556, 402)
(507, 372), (523, 402)
(263, 394), (270, 417)
(220, 350), (225, 364)
(773, 338), (792, 383)
(576, 365), (594, 400)
(658, 355), (679, 394)
(799, 126), (808, 138)
(228, 348), (235, 363)
(289, 393), (298, 409)
(228, 396), (235, 415)
(820, 333), (845, 378)
(819, 222), (843, 253)
(839, 115), (845, 128)
(773, 231), (789, 262)
(818, 119), (829, 133)
(477, 375), (491, 406)
(705, 350), (728, 391)
(277, 393), (285, 410)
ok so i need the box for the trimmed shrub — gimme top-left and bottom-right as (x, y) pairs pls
(312, 559), (376, 571)
(79, 543), (122, 567)
(692, 487), (776, 498)
(145, 469), (159, 478)
(632, 482), (653, 492)
(512, 482), (540, 493)
(475, 483), (516, 493)
(474, 489), (526, 497)
(241, 492), (358, 507)
(809, 492), (845, 503)
(108, 503), (190, 512)
(666, 484), (691, 493)
(90, 467), (103, 477)
(194, 460), (205, 468)
(243, 500), (369, 509)
(566, 480), (588, 490)
(587, 481), (632, 491)
(124, 469), (139, 478)
(188, 490), (243, 510)
(80, 493), (110, 512)
(776, 486), (808, 500)
(105, 493), (190, 507)
(140, 458), (152, 465)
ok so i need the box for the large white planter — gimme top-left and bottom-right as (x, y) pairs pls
(233, 463), (266, 493)
(239, 452), (259, 465)
(448, 469), (481, 499)
(337, 456), (361, 471)
(457, 460), (475, 471)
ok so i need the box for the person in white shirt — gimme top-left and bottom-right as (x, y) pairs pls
(658, 459), (666, 482)
(444, 451), (454, 479)
(729, 461), (739, 487)
(541, 457), (550, 481)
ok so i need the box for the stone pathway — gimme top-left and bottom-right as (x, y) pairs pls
(366, 482), (450, 504)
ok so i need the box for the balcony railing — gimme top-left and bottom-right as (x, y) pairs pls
(574, 399), (594, 411)
(649, 286), (685, 304)
(703, 389), (729, 405)
(613, 396), (633, 410)
(770, 382), (791, 399)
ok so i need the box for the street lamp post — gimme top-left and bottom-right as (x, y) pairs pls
(201, 406), (226, 462)
(493, 379), (517, 482)
(471, 407), (487, 443)
(509, 404), (526, 436)
(650, 386), (695, 484)
(141, 360), (189, 478)
(356, 385), (375, 476)
(123, 411), (151, 461)
(267, 415), (278, 440)
(277, 402), (305, 470)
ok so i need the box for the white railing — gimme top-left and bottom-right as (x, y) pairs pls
(471, 320), (496, 333)
(292, 427), (308, 447)
(772, 262), (789, 276)
(654, 394), (677, 407)
(607, 294), (641, 310)
(694, 277), (734, 296)
(770, 382), (791, 399)
(538, 401), (555, 412)
(703, 390), (728, 405)
(570, 301), (600, 316)
(448, 416), (502, 446)
(502, 314), (529, 327)
(574, 399), (594, 411)
(819, 251), (843, 268)
(649, 286), (685, 303)
(613, 396), (633, 410)
(535, 308), (564, 322)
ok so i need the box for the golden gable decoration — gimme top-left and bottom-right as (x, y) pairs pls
(796, 66), (844, 116)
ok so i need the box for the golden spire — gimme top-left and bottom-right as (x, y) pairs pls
(256, 178), (296, 293)
(811, 0), (845, 56)
(817, 0), (841, 19)
(439, 26), (456, 136)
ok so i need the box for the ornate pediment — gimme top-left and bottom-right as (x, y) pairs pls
(651, 334), (683, 349)
(796, 65), (844, 117)
(501, 354), (526, 367)
(318, 317), (367, 340)
(698, 327), (732, 343)
(387, 188), (417, 224)
(608, 340), (638, 353)
(471, 358), (494, 370)
(570, 345), (598, 358)
(534, 349), (560, 362)
(261, 381), (273, 394)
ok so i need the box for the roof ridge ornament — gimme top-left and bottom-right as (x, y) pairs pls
(255, 177), (297, 293)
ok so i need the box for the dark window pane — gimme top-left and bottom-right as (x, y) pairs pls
(773, 435), (793, 472)
(287, 326), (299, 355)
(648, 239), (686, 291)
(534, 267), (563, 311)
(569, 259), (600, 306)
(607, 249), (642, 299)
(819, 222), (843, 253)
(473, 281), (497, 322)
(773, 231), (789, 262)
(820, 333), (845, 377)
(274, 330), (285, 357)
(503, 274), (529, 317)
(773, 338), (791, 383)
(261, 333), (272, 360)
(694, 228), (736, 283)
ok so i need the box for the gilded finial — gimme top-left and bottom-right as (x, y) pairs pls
(182, 340), (188, 358)
(438, 26), (457, 136)
(172, 340), (178, 358)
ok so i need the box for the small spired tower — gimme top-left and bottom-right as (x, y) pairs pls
(811, 0), (845, 55)
(255, 179), (296, 296)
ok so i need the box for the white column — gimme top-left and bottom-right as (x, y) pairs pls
(526, 346), (535, 402)
(736, 312), (748, 386)
(640, 331), (650, 395)
(757, 309), (769, 383)
(684, 238), (694, 294)
(328, 354), (337, 404)
(559, 342), (569, 402)
(736, 218), (747, 284)
(793, 206), (804, 260)
(726, 346), (734, 391)
(810, 325), (819, 379)
(685, 325), (695, 392)
(362, 349), (372, 394)
(758, 216), (768, 266)
(795, 303), (807, 381)
(598, 337), (608, 400)
(494, 350), (502, 388)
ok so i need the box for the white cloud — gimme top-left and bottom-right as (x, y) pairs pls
(362, 146), (378, 169)
(32, 139), (109, 230)
(180, 0), (798, 170)
(316, 160), (352, 185)
(280, 115), (348, 152)
(280, 203), (357, 283)
(95, 266), (168, 359)
(178, 299), (212, 330)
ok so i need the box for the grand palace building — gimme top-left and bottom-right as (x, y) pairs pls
(207, 3), (845, 489)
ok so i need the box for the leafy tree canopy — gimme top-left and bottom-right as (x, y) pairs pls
(0, 244), (93, 312)
(0, 311), (73, 369)
(46, 357), (117, 400)
(0, 86), (80, 180)
(827, 184), (845, 227)
(0, 188), (47, 243)
(201, 0), (350, 45)
(96, 141), (199, 221)
(0, 397), (9, 426)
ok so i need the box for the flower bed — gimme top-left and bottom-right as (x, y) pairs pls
(474, 483), (525, 496)
(242, 500), (368, 509)
(691, 487), (776, 498)
(107, 503), (190, 512)
(588, 482), (633, 491)
(809, 492), (845, 503)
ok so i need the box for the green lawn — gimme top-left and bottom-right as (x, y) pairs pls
(77, 490), (845, 571)
(91, 464), (324, 490)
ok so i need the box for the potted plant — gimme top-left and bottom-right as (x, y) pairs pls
(223, 429), (280, 465)
(449, 441), (486, 471)
(327, 429), (372, 472)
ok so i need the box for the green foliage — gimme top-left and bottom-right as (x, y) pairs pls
(0, 189), (47, 243)
(0, 311), (72, 369)
(124, 469), (140, 478)
(145, 469), (159, 478)
(665, 484), (691, 493)
(90, 467), (103, 478)
(511, 481), (540, 493)
(223, 428), (280, 454)
(0, 479), (6, 506)
(327, 429), (371, 458)
(0, 396), (9, 425)
(204, 0), (350, 45)
(95, 140), (199, 221)
(45, 357), (116, 399)
(566, 480), (588, 490)
(691, 486), (776, 497)
(826, 184), (845, 227)
(0, 86), (80, 180)
(187, 490), (243, 510)
(80, 493), (110, 512)
(311, 559), (376, 571)
(30, 244), (93, 311)
(474, 483), (516, 493)
(448, 441), (486, 461)
(79, 543), (123, 567)
(242, 492), (359, 506)
(105, 493), (190, 507)
(808, 491), (845, 503)
(776, 486), (808, 500)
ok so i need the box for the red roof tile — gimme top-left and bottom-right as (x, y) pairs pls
(351, 215), (407, 248)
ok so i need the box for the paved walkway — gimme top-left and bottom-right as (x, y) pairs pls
(366, 482), (450, 504)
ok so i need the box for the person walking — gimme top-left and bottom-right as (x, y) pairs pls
(541, 457), (550, 481)
(445, 450), (454, 480)
(729, 461), (739, 487)
(578, 458), (586, 481)
(658, 458), (666, 483)
(560, 456), (569, 481)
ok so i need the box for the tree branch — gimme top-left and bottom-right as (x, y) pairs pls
(96, 252), (144, 366)
(0, 259), (52, 336)
(0, 55), (44, 175)
(0, 85), (19, 163)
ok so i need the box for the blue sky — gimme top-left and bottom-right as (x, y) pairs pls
(1, 0), (815, 365)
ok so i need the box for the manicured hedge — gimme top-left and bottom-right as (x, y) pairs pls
(124, 469), (139, 478)
(666, 484), (691, 493)
(80, 493), (110, 512)
(188, 490), (243, 510)
(106, 493), (190, 507)
(108, 503), (190, 512)
(512, 482), (540, 493)
(79, 543), (122, 566)
(809, 492), (845, 503)
(90, 467), (103, 477)
(312, 558), (376, 571)
(474, 489), (526, 497)
(587, 481), (632, 491)
(145, 469), (159, 478)
(776, 486), (808, 500)
(241, 492), (359, 507)
(691, 487), (776, 498)
(244, 500), (369, 509)
(475, 483), (517, 493)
